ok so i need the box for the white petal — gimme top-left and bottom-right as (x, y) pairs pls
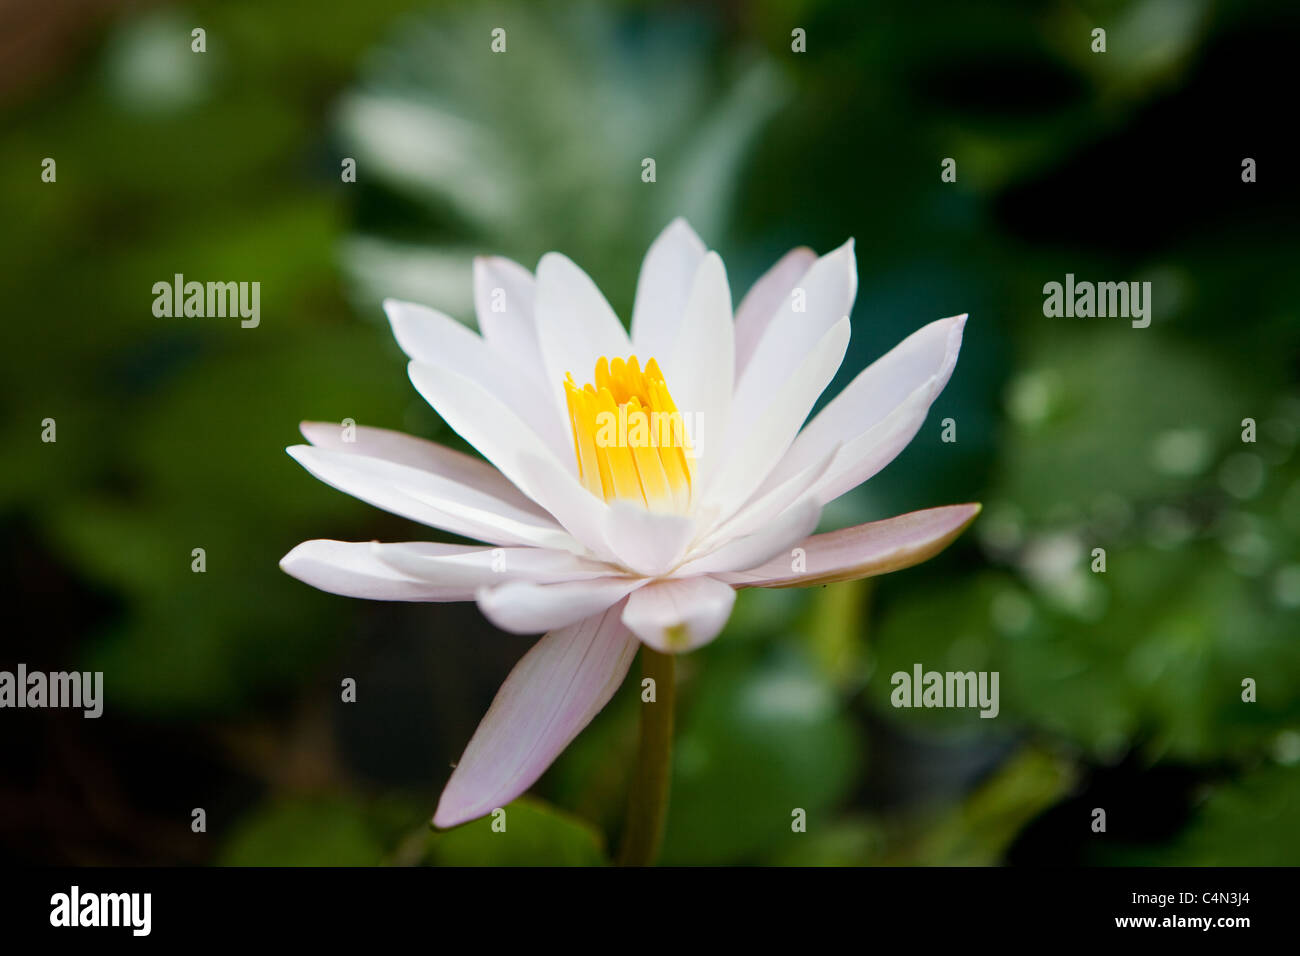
(727, 238), (856, 444)
(630, 218), (708, 362)
(299, 421), (538, 512)
(287, 445), (573, 549)
(663, 252), (734, 480)
(406, 363), (613, 560)
(676, 497), (821, 576)
(282, 540), (613, 603)
(472, 256), (542, 373)
(770, 314), (967, 504)
(433, 605), (639, 829)
(384, 299), (568, 457)
(476, 577), (643, 634)
(621, 576), (736, 654)
(701, 442), (839, 545)
(602, 503), (697, 577)
(280, 539), (470, 601)
(719, 503), (981, 588)
(733, 246), (816, 376)
(534, 251), (631, 420)
(703, 315), (851, 515)
(373, 542), (614, 588)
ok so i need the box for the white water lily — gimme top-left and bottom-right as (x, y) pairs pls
(281, 218), (977, 829)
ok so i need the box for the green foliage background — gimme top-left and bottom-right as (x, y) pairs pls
(1, 0), (1296, 865)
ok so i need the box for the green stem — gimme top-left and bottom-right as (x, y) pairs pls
(617, 647), (675, 866)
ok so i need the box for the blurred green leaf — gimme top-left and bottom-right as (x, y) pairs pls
(804, 578), (873, 690)
(338, 3), (788, 319)
(882, 746), (1077, 865)
(869, 540), (1300, 761)
(221, 796), (405, 866)
(660, 645), (864, 864)
(426, 796), (607, 866)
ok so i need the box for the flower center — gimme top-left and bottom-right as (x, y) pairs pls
(564, 355), (695, 511)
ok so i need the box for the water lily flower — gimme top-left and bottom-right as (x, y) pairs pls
(281, 218), (978, 834)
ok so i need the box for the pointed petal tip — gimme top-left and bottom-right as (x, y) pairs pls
(933, 502), (983, 541)
(431, 802), (471, 831)
(661, 215), (704, 242)
(942, 502), (983, 543)
(298, 421), (338, 444)
(824, 237), (858, 280)
(947, 313), (969, 350)
(431, 607), (639, 834)
(933, 500), (982, 526)
(277, 540), (322, 578)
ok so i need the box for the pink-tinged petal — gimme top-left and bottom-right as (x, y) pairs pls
(433, 605), (639, 829)
(663, 252), (734, 482)
(281, 540), (609, 602)
(727, 238), (856, 443)
(299, 421), (540, 513)
(476, 577), (644, 635)
(630, 218), (708, 362)
(280, 539), (470, 602)
(703, 315), (850, 514)
(472, 256), (543, 376)
(384, 299), (568, 456)
(718, 503), (981, 588)
(769, 314), (967, 504)
(374, 542), (614, 588)
(676, 497), (821, 577)
(621, 576), (736, 653)
(733, 245), (816, 376)
(286, 445), (573, 550)
(534, 251), (632, 423)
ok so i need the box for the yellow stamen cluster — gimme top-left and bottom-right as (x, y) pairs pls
(564, 356), (694, 511)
